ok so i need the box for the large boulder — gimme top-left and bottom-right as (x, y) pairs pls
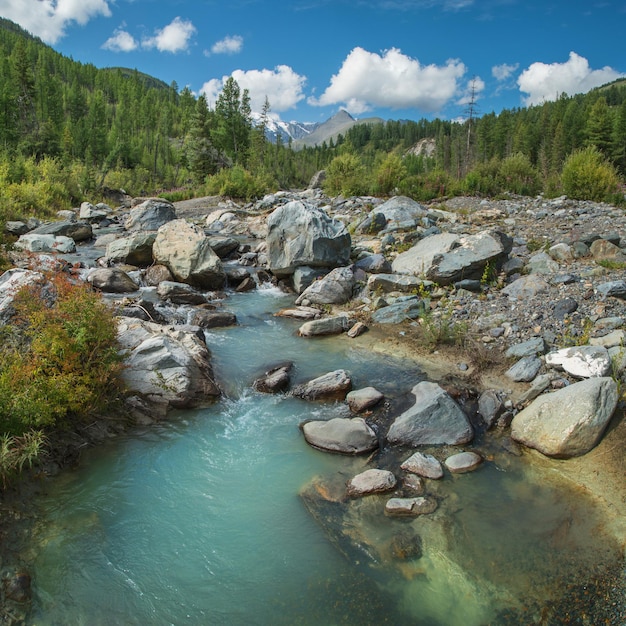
(266, 201), (351, 277)
(302, 417), (378, 454)
(511, 377), (618, 458)
(387, 381), (473, 446)
(425, 230), (513, 286)
(106, 232), (157, 266)
(30, 220), (92, 242)
(362, 196), (428, 233)
(125, 198), (176, 231)
(87, 268), (139, 293)
(117, 318), (220, 411)
(295, 266), (357, 306)
(153, 219), (225, 290)
(13, 233), (76, 253)
(292, 369), (352, 400)
(392, 233), (459, 276)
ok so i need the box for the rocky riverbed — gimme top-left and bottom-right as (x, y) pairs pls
(1, 187), (625, 623)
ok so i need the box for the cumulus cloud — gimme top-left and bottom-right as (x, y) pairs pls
(201, 65), (307, 113)
(456, 76), (485, 106)
(0, 0), (111, 43)
(518, 52), (625, 105)
(309, 47), (466, 114)
(492, 63), (519, 81)
(210, 35), (244, 55)
(142, 17), (196, 53)
(102, 27), (137, 52)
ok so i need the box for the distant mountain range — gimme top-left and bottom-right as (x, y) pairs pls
(251, 109), (384, 148)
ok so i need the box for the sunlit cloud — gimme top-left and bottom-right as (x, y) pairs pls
(142, 17), (196, 53)
(210, 35), (244, 55)
(102, 26), (137, 52)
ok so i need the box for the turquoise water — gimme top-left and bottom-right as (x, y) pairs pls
(25, 287), (623, 625)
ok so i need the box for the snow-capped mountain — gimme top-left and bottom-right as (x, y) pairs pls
(250, 112), (319, 144)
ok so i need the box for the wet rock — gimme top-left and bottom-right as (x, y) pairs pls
(235, 276), (257, 292)
(153, 219), (225, 290)
(301, 417), (378, 454)
(400, 451), (444, 479)
(347, 321), (368, 338)
(253, 363), (293, 393)
(266, 201), (351, 277)
(387, 381), (473, 446)
(444, 451), (483, 474)
(292, 369), (352, 401)
(144, 264), (173, 286)
(125, 198), (176, 231)
(477, 389), (505, 429)
(190, 309), (237, 328)
(295, 265), (357, 306)
(298, 315), (351, 337)
(402, 474), (425, 494)
(505, 356), (542, 382)
(389, 531), (423, 560)
(346, 387), (384, 413)
(3, 568), (32, 602)
(347, 468), (397, 496)
(207, 236), (239, 258)
(106, 232), (156, 266)
(545, 345), (611, 378)
(385, 496), (437, 517)
(157, 281), (208, 305)
(87, 267), (139, 293)
(511, 377), (618, 458)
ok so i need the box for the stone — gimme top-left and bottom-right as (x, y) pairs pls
(511, 377), (618, 458)
(347, 469), (397, 496)
(190, 309), (237, 328)
(590, 239), (626, 262)
(552, 297), (578, 320)
(545, 345), (611, 378)
(589, 329), (626, 349)
(501, 274), (550, 300)
(346, 387), (384, 413)
(477, 389), (504, 429)
(402, 474), (424, 494)
(292, 369), (352, 401)
(274, 306), (320, 320)
(367, 273), (431, 294)
(444, 451), (483, 473)
(367, 196), (428, 231)
(354, 253), (392, 274)
(106, 232), (156, 266)
(125, 198), (176, 231)
(505, 356), (542, 382)
(371, 298), (426, 324)
(505, 337), (546, 359)
(384, 497), (437, 517)
(295, 265), (356, 306)
(266, 201), (351, 276)
(79, 201), (110, 222)
(30, 220), (92, 242)
(153, 219), (225, 290)
(292, 266), (327, 293)
(144, 264), (174, 286)
(400, 451), (444, 479)
(5, 221), (29, 236)
(387, 381), (473, 446)
(301, 417), (378, 454)
(526, 251), (559, 274)
(298, 315), (350, 337)
(117, 317), (220, 411)
(426, 230), (513, 286)
(347, 321), (368, 338)
(207, 236), (239, 258)
(596, 280), (626, 299)
(548, 242), (573, 262)
(253, 363), (292, 393)
(87, 268), (139, 293)
(13, 233), (76, 253)
(156, 281), (208, 305)
(392, 232), (459, 276)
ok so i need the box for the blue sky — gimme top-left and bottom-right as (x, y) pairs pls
(1, 0), (625, 125)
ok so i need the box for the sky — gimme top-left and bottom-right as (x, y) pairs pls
(1, 0), (625, 126)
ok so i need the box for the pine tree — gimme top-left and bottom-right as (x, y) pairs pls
(611, 98), (626, 174)
(585, 96), (613, 155)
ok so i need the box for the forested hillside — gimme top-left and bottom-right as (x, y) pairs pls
(0, 16), (624, 222)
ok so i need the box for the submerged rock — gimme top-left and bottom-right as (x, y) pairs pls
(400, 451), (444, 479)
(347, 469), (397, 496)
(444, 451), (483, 474)
(384, 496), (437, 517)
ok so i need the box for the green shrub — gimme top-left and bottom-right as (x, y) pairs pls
(205, 165), (270, 200)
(463, 158), (502, 196)
(0, 274), (124, 434)
(498, 153), (540, 196)
(0, 430), (45, 489)
(561, 147), (621, 202)
(374, 153), (407, 196)
(399, 169), (458, 202)
(323, 153), (370, 196)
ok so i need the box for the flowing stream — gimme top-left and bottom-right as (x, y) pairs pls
(23, 286), (624, 625)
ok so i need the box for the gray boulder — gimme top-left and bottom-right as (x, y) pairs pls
(387, 381), (473, 446)
(30, 220), (92, 242)
(545, 345), (611, 378)
(117, 317), (220, 411)
(511, 377), (618, 458)
(153, 219), (225, 290)
(13, 233), (76, 253)
(426, 230), (512, 286)
(501, 274), (549, 300)
(354, 254), (391, 274)
(87, 268), (139, 293)
(190, 309), (237, 328)
(370, 196), (428, 230)
(292, 369), (352, 401)
(298, 315), (351, 337)
(106, 232), (157, 266)
(295, 266), (357, 306)
(157, 281), (208, 305)
(371, 298), (426, 324)
(346, 387), (384, 413)
(253, 363), (293, 394)
(385, 496), (437, 517)
(301, 417), (378, 454)
(400, 451), (444, 479)
(505, 356), (542, 382)
(347, 469), (397, 496)
(367, 273), (431, 294)
(266, 201), (351, 277)
(444, 451), (483, 474)
(125, 198), (176, 231)
(392, 232), (459, 276)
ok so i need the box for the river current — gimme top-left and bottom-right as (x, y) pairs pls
(24, 285), (624, 625)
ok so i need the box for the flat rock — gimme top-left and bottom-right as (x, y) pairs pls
(347, 469), (397, 496)
(400, 451), (443, 479)
(545, 345), (611, 378)
(292, 369), (352, 401)
(391, 232), (459, 276)
(275, 306), (320, 320)
(444, 451), (483, 474)
(301, 417), (378, 454)
(387, 381), (473, 446)
(384, 497), (437, 517)
(501, 274), (549, 300)
(505, 356), (542, 382)
(298, 315), (350, 337)
(511, 377), (618, 458)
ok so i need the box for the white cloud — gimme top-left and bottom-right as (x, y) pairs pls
(518, 52), (625, 105)
(310, 47), (466, 114)
(102, 28), (137, 52)
(201, 65), (307, 113)
(456, 76), (485, 106)
(211, 35), (244, 55)
(142, 17), (196, 53)
(0, 0), (111, 43)
(492, 63), (519, 81)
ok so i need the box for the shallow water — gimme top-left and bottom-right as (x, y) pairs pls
(25, 286), (623, 625)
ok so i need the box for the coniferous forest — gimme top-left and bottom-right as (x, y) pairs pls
(0, 16), (625, 223)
